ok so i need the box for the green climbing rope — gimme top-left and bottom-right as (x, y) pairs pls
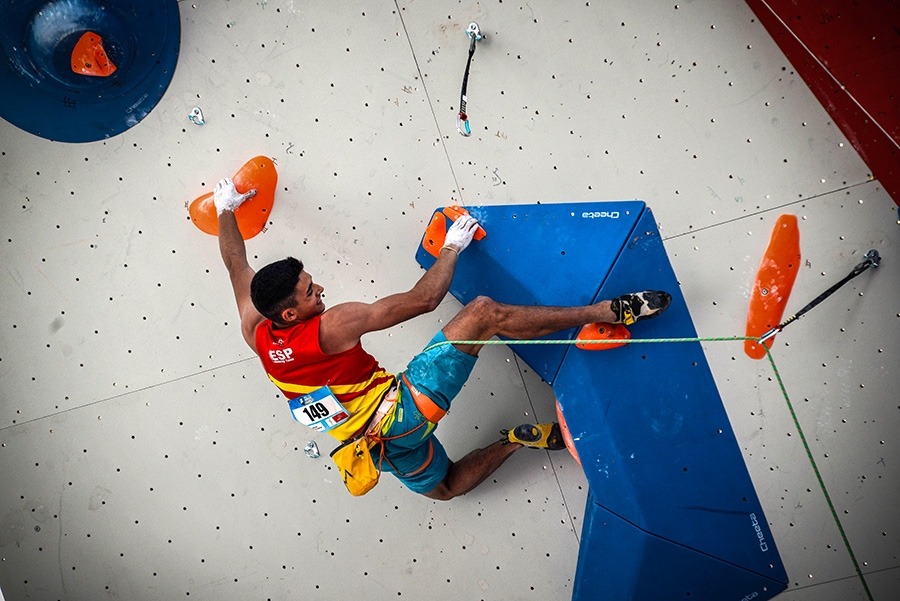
(763, 347), (874, 600)
(425, 333), (873, 600)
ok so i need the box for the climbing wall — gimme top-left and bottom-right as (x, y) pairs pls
(1, 1), (898, 600)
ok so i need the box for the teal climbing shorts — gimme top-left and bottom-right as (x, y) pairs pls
(379, 330), (477, 494)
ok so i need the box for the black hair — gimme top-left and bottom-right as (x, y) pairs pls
(250, 257), (304, 322)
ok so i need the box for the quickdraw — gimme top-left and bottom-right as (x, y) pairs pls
(457, 22), (482, 136)
(758, 249), (880, 345)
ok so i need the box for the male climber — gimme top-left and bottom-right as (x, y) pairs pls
(214, 178), (672, 500)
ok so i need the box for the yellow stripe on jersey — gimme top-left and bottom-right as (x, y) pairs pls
(267, 368), (393, 396)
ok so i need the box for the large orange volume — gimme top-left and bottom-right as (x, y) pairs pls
(189, 156), (277, 239)
(744, 214), (801, 359)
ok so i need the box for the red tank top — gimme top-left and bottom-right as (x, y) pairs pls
(255, 315), (395, 440)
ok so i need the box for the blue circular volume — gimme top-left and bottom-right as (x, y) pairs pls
(0, 0), (180, 142)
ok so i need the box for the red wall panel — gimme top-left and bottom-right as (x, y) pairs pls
(746, 0), (900, 206)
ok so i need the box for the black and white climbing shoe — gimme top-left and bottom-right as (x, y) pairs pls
(610, 290), (672, 325)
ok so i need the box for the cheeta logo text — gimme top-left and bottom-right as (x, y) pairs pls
(269, 348), (294, 364)
(582, 211), (619, 219)
(750, 513), (769, 552)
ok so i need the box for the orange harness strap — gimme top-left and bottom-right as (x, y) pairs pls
(401, 373), (447, 423)
(374, 425), (434, 477)
(385, 440), (434, 477)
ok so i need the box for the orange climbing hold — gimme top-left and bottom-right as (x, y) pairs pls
(555, 399), (581, 466)
(71, 32), (117, 77)
(744, 214), (801, 359)
(422, 205), (487, 258)
(575, 322), (631, 350)
(423, 212), (449, 258)
(189, 156), (277, 239)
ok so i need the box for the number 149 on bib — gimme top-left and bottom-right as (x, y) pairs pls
(287, 386), (350, 432)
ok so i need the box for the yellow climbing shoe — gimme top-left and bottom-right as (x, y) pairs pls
(501, 423), (566, 450)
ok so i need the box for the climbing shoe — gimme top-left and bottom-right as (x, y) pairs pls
(501, 423), (566, 450)
(610, 290), (672, 325)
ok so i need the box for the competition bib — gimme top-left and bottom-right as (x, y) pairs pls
(287, 386), (350, 432)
